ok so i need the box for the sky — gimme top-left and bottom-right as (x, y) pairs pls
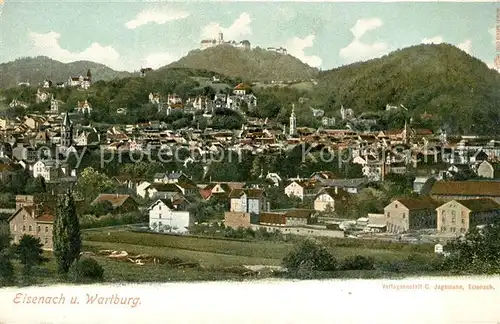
(0, 1), (497, 72)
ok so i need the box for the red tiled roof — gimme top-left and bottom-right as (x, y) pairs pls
(229, 188), (265, 199)
(91, 194), (134, 208)
(36, 213), (54, 223)
(392, 196), (440, 210)
(431, 181), (500, 197)
(234, 83), (250, 90)
(454, 199), (500, 212)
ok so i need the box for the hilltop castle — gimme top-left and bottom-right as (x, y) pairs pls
(200, 32), (251, 51)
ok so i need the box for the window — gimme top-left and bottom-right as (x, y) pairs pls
(441, 216), (445, 223)
(45, 226), (48, 233)
(44, 238), (48, 244)
(451, 227), (456, 233)
(28, 225), (32, 232)
(461, 218), (465, 225)
(402, 213), (406, 219)
(441, 226), (446, 232)
(386, 212), (390, 218)
(442, 210), (446, 217)
(451, 216), (456, 224)
(395, 204), (398, 208)
(13, 224), (17, 231)
(460, 228), (465, 233)
(37, 225), (40, 232)
(22, 215), (26, 221)
(22, 225), (26, 232)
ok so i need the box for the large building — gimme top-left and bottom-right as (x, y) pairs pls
(384, 197), (439, 233)
(8, 195), (56, 250)
(200, 32), (251, 50)
(436, 199), (500, 236)
(430, 180), (500, 204)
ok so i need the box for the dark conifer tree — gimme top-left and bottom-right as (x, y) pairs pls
(53, 191), (81, 274)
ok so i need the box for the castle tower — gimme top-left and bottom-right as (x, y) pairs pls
(217, 31), (224, 44)
(289, 104), (297, 137)
(61, 112), (73, 148)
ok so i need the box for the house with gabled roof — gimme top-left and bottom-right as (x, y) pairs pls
(284, 180), (318, 200)
(200, 182), (233, 200)
(91, 194), (138, 214)
(436, 198), (500, 236)
(314, 187), (350, 212)
(148, 198), (192, 234)
(321, 178), (368, 194)
(145, 183), (183, 200)
(229, 188), (267, 215)
(259, 209), (315, 227)
(476, 161), (500, 179)
(384, 196), (440, 233)
(8, 203), (55, 250)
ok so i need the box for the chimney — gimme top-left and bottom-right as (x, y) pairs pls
(266, 201), (271, 211)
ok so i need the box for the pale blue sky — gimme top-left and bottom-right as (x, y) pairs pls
(0, 1), (497, 71)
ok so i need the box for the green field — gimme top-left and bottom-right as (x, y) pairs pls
(83, 230), (430, 265)
(12, 229), (438, 285)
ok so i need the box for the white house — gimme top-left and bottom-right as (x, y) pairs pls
(148, 199), (191, 234)
(33, 160), (60, 182)
(136, 181), (152, 199)
(284, 180), (317, 200)
(314, 188), (349, 212)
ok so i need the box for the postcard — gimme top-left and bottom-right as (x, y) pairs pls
(1, 0), (500, 323)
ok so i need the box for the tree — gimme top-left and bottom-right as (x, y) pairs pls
(340, 255), (375, 270)
(91, 200), (114, 216)
(53, 191), (82, 274)
(76, 167), (116, 202)
(68, 257), (104, 283)
(446, 217), (500, 274)
(283, 239), (337, 271)
(15, 234), (48, 278)
(0, 222), (15, 286)
(25, 176), (47, 194)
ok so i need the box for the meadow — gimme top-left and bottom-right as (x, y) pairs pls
(11, 229), (440, 286)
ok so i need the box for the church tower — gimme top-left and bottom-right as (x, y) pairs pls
(289, 104), (297, 137)
(61, 112), (73, 148)
(403, 120), (408, 144)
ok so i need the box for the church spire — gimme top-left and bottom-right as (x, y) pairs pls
(289, 104), (297, 137)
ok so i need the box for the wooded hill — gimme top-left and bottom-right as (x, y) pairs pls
(0, 56), (135, 89)
(314, 44), (500, 135)
(167, 45), (319, 82)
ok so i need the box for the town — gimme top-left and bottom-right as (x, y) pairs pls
(1, 26), (500, 284)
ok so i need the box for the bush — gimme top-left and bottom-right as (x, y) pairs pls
(68, 257), (104, 283)
(283, 239), (337, 271)
(0, 253), (15, 286)
(79, 212), (143, 229)
(340, 255), (375, 271)
(379, 254), (448, 274)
